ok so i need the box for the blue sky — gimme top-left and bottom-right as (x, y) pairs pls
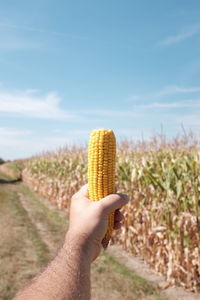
(1, 0), (200, 159)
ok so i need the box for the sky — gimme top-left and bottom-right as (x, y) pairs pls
(1, 0), (200, 160)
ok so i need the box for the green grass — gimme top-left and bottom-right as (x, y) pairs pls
(6, 160), (24, 172)
(102, 253), (156, 294)
(92, 252), (168, 300)
(0, 160), (24, 180)
(0, 186), (49, 300)
(0, 171), (13, 180)
(19, 184), (68, 246)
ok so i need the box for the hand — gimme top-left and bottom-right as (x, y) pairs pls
(66, 184), (129, 262)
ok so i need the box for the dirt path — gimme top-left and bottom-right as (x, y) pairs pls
(0, 172), (168, 300)
(0, 174), (50, 299)
(17, 190), (58, 254)
(109, 246), (200, 300)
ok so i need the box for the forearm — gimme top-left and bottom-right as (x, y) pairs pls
(14, 185), (129, 300)
(14, 232), (91, 300)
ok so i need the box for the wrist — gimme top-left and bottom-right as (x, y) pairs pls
(63, 230), (94, 262)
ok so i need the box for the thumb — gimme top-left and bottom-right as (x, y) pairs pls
(100, 193), (129, 214)
(78, 184), (88, 198)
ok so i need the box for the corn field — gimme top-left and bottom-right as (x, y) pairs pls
(22, 134), (200, 292)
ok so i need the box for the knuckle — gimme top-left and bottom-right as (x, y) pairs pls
(71, 193), (78, 201)
(109, 193), (121, 202)
(98, 201), (108, 213)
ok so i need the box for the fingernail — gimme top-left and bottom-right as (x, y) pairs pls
(123, 194), (129, 201)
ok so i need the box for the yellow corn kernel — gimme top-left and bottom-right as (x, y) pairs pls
(88, 129), (116, 247)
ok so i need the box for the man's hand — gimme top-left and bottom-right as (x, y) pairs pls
(66, 184), (129, 262)
(14, 185), (129, 300)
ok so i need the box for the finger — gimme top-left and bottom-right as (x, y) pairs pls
(101, 236), (110, 249)
(114, 221), (122, 230)
(114, 209), (124, 222)
(100, 193), (129, 214)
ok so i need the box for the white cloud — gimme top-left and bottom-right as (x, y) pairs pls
(0, 90), (76, 120)
(128, 85), (200, 102)
(0, 128), (32, 150)
(52, 129), (90, 136)
(79, 109), (141, 118)
(0, 22), (86, 40)
(154, 85), (200, 97)
(0, 21), (86, 51)
(0, 127), (31, 137)
(138, 100), (200, 109)
(0, 126), (95, 160)
(159, 24), (200, 46)
(0, 23), (42, 51)
(0, 127), (72, 160)
(0, 89), (143, 121)
(0, 35), (42, 51)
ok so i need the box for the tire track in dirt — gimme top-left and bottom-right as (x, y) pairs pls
(17, 191), (57, 254)
(7, 183), (61, 256)
(108, 245), (200, 300)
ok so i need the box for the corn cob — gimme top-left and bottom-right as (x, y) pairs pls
(88, 129), (116, 248)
